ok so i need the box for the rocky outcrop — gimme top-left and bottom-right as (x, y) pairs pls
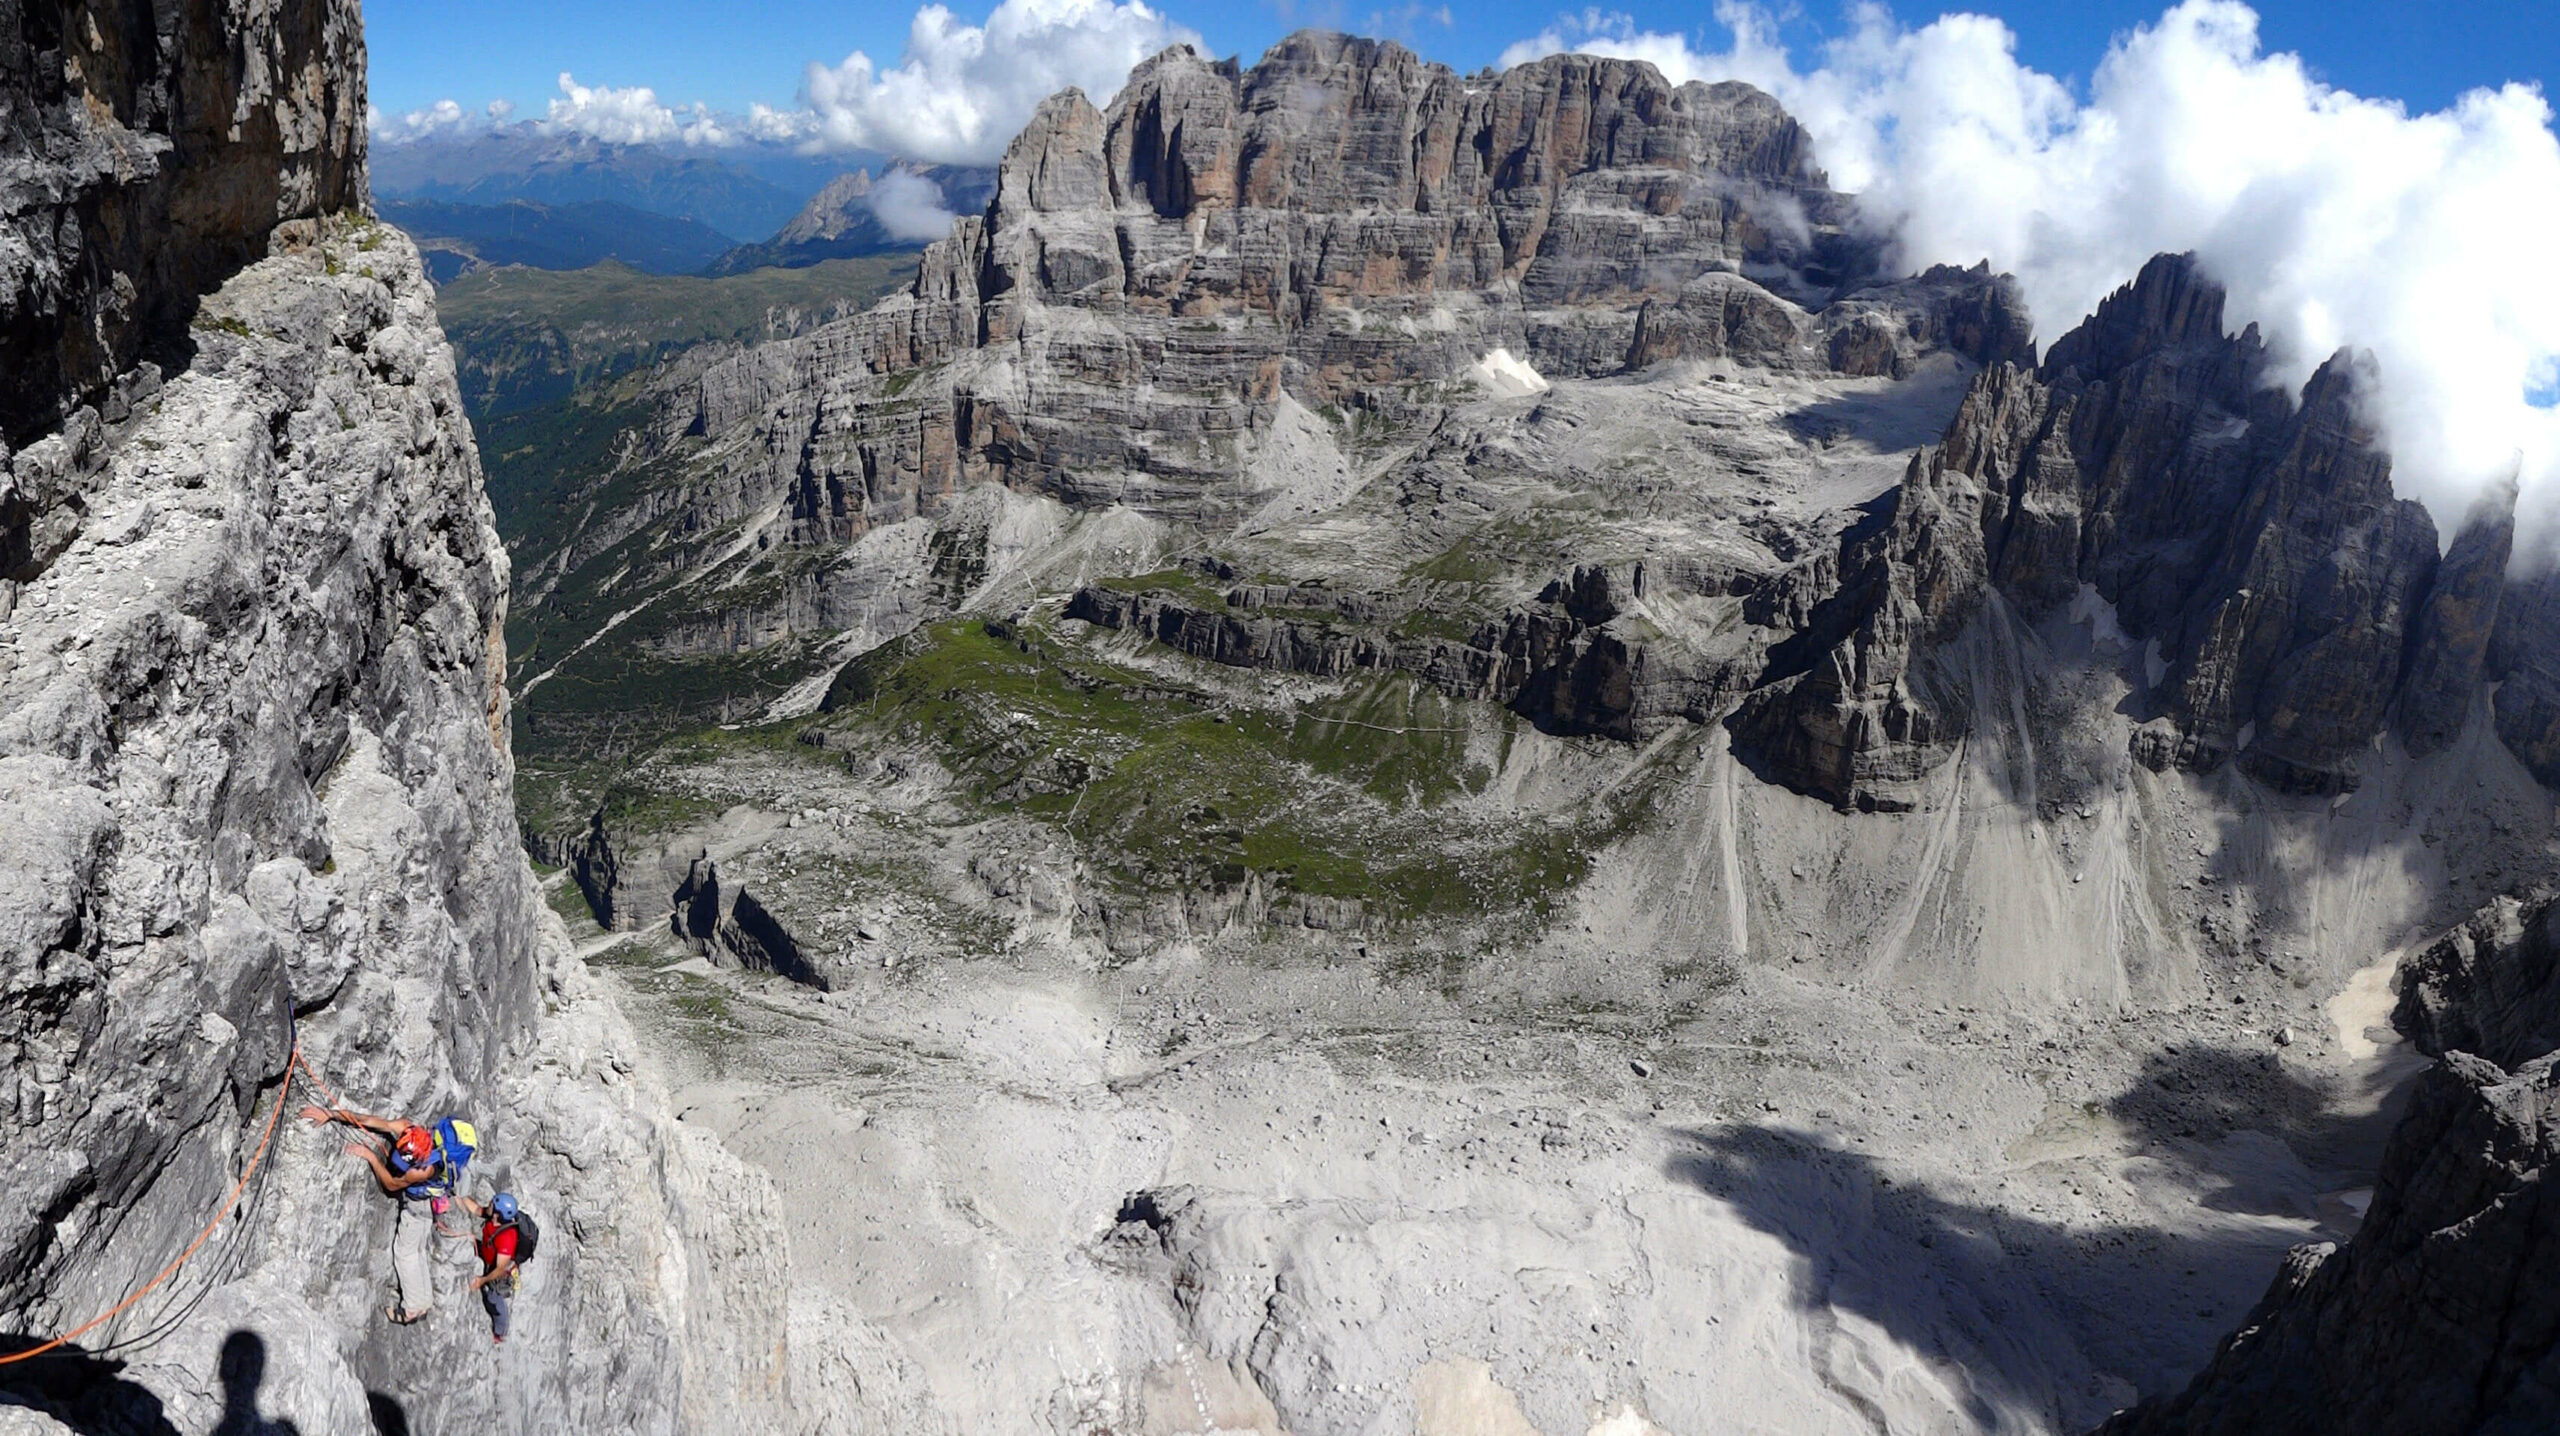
(499, 35), (2028, 750)
(1728, 450), (1992, 810)
(1737, 252), (2560, 806)
(2396, 481), (2518, 757)
(0, 213), (802, 1434)
(0, 7), (840, 1431)
(569, 808), (650, 930)
(2099, 1047), (2560, 1436)
(665, 850), (826, 988)
(722, 888), (826, 990)
(2488, 563), (2560, 784)
(2099, 891), (2560, 1435)
(2395, 890), (2560, 1072)
(669, 35), (2029, 539)
(1065, 582), (1506, 695)
(1069, 555), (1788, 741)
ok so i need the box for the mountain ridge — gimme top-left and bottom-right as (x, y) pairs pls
(0, 4), (875, 1430)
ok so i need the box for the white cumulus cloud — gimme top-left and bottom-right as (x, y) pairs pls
(867, 170), (964, 240)
(368, 98), (518, 144)
(746, 103), (819, 145)
(1505, 1), (2560, 559)
(543, 73), (738, 147)
(368, 99), (473, 143)
(805, 0), (1201, 165)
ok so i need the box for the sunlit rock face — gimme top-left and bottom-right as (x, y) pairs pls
(0, 5), (832, 1432)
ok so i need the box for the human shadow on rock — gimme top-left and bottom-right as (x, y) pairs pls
(209, 1331), (301, 1436)
(1665, 1122), (2317, 1432)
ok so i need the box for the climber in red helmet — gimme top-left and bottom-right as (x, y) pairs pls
(301, 1102), (454, 1325)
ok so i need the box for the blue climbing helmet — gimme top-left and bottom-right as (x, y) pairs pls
(491, 1192), (519, 1224)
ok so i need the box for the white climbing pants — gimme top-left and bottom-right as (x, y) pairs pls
(392, 1198), (434, 1314)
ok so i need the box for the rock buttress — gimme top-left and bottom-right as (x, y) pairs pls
(0, 4), (821, 1430)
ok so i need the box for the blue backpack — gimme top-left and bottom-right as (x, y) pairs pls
(407, 1117), (478, 1196)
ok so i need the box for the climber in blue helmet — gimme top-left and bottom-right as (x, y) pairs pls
(459, 1190), (539, 1345)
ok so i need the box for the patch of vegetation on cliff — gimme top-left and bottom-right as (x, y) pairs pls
(478, 378), (664, 558)
(813, 618), (1660, 925)
(514, 634), (822, 762)
(516, 758), (732, 844)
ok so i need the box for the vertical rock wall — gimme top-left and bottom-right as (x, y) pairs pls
(0, 5), (813, 1432)
(1735, 252), (2560, 808)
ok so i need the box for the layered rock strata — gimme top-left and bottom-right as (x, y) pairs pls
(1066, 554), (1781, 741)
(502, 33), (2029, 751)
(678, 33), (2029, 538)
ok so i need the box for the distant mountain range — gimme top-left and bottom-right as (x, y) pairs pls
(372, 130), (886, 243)
(381, 198), (742, 280)
(706, 164), (997, 275)
(437, 252), (922, 421)
(373, 132), (992, 283)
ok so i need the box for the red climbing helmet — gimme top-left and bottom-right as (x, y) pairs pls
(394, 1125), (434, 1166)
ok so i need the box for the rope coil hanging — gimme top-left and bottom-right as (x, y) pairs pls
(0, 1045), (303, 1367)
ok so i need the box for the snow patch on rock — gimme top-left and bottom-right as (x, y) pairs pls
(1469, 348), (1551, 398)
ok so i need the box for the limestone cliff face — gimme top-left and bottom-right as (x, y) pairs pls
(1737, 252), (2560, 808)
(2097, 892), (2560, 1435)
(505, 32), (2028, 754)
(663, 33), (2027, 544)
(0, 6), (813, 1433)
(0, 0), (367, 452)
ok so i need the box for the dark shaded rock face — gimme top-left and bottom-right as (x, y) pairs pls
(2397, 482), (2518, 758)
(722, 888), (827, 991)
(2397, 891), (2560, 1072)
(2100, 1049), (2560, 1436)
(2099, 891), (2560, 1436)
(566, 807), (651, 930)
(2489, 563), (2560, 782)
(1728, 451), (1990, 810)
(1735, 252), (2560, 807)
(0, 0), (369, 452)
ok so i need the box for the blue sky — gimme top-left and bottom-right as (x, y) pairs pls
(367, 0), (2556, 123)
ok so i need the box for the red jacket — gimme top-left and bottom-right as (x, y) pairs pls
(477, 1218), (520, 1271)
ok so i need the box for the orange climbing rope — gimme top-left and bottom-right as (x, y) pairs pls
(292, 1048), (346, 1112)
(0, 1043), (300, 1367)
